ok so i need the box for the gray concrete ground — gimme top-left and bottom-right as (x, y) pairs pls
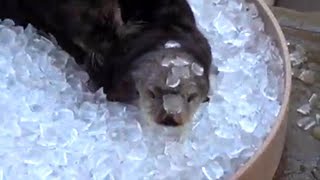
(276, 0), (320, 12)
(270, 5), (320, 180)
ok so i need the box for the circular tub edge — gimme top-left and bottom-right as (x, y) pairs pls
(231, 0), (292, 179)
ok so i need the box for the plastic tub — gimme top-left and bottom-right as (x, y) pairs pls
(231, 0), (291, 179)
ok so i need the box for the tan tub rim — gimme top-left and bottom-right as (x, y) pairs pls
(231, 0), (292, 179)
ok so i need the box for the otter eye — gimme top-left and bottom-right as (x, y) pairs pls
(187, 93), (198, 103)
(146, 89), (156, 99)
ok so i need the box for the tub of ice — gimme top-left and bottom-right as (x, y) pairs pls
(0, 0), (290, 179)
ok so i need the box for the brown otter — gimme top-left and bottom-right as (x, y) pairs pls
(0, 0), (123, 66)
(93, 0), (218, 126)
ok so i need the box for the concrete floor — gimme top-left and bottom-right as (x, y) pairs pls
(273, 28), (320, 179)
(270, 5), (320, 180)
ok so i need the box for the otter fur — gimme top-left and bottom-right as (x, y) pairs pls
(0, 0), (123, 66)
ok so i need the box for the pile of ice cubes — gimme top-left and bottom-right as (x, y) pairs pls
(0, 0), (284, 179)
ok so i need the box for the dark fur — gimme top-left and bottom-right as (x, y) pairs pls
(0, 0), (122, 65)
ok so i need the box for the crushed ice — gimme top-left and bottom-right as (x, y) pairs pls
(163, 57), (204, 88)
(164, 40), (182, 49)
(191, 62), (204, 76)
(0, 0), (284, 179)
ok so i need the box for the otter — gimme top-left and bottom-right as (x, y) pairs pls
(0, 0), (123, 66)
(0, 0), (218, 127)
(93, 0), (218, 126)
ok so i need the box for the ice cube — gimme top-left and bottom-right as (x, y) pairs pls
(0, 168), (3, 180)
(0, 138), (13, 154)
(213, 12), (237, 35)
(1, 117), (22, 137)
(49, 49), (70, 69)
(27, 36), (55, 54)
(155, 155), (172, 173)
(0, 28), (16, 46)
(166, 73), (181, 88)
(180, 168), (204, 180)
(38, 124), (57, 147)
(79, 101), (98, 121)
(50, 150), (68, 166)
(298, 70), (315, 84)
(52, 108), (74, 122)
(11, 33), (28, 54)
(161, 57), (174, 67)
(24, 24), (37, 37)
(289, 43), (307, 66)
(263, 71), (280, 101)
(191, 62), (204, 76)
(297, 104), (311, 115)
(304, 120), (317, 131)
(91, 162), (113, 180)
(164, 142), (186, 170)
(214, 125), (238, 139)
(57, 127), (79, 147)
(172, 57), (190, 66)
(127, 141), (148, 161)
(31, 164), (53, 179)
(309, 93), (318, 108)
(122, 120), (143, 142)
(172, 66), (190, 79)
(316, 114), (320, 124)
(107, 120), (127, 142)
(163, 94), (184, 114)
(87, 120), (107, 137)
(201, 162), (224, 180)
(239, 116), (258, 133)
(297, 117), (312, 128)
(164, 40), (181, 49)
(73, 71), (90, 83)
(23, 149), (45, 165)
(6, 164), (29, 180)
(93, 87), (106, 99)
(1, 19), (15, 27)
(67, 74), (84, 91)
(193, 120), (213, 139)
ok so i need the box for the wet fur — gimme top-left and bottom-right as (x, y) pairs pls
(0, 0), (122, 66)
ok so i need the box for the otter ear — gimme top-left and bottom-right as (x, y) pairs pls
(106, 77), (138, 103)
(203, 96), (210, 103)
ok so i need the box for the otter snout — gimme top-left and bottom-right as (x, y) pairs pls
(158, 114), (183, 126)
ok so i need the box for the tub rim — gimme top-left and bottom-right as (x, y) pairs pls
(231, 0), (291, 179)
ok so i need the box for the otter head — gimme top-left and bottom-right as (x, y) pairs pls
(131, 42), (211, 127)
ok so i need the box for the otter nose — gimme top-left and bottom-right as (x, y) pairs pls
(159, 115), (180, 126)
